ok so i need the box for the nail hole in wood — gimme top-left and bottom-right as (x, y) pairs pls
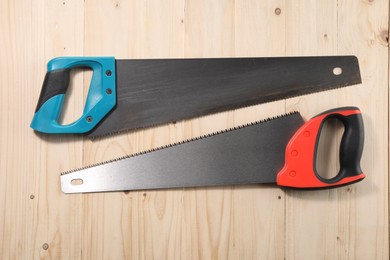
(30, 195), (35, 199)
(42, 243), (49, 250)
(275, 8), (281, 15)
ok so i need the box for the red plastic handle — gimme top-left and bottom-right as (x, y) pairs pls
(277, 107), (365, 189)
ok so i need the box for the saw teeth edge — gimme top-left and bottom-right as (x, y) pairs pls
(61, 111), (299, 175)
(88, 82), (358, 140)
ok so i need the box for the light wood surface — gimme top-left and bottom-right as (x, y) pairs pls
(0, 0), (388, 259)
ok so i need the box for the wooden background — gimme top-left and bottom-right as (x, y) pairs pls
(0, 0), (388, 259)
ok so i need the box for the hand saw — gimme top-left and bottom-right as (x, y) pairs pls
(61, 107), (365, 193)
(30, 56), (361, 138)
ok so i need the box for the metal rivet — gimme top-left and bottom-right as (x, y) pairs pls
(86, 116), (93, 123)
(106, 70), (112, 76)
(42, 243), (49, 250)
(303, 131), (310, 137)
(289, 171), (296, 177)
(106, 88), (112, 95)
(291, 150), (298, 156)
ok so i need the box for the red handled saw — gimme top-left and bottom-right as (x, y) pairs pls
(61, 107), (365, 193)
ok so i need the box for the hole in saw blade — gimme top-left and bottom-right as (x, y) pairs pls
(315, 118), (344, 180)
(71, 179), (83, 185)
(332, 67), (343, 76)
(58, 67), (93, 125)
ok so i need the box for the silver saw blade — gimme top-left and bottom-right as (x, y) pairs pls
(61, 112), (304, 193)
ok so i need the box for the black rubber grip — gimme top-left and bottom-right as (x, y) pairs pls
(35, 69), (70, 112)
(315, 107), (364, 184)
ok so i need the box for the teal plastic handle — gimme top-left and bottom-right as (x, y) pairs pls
(30, 57), (116, 134)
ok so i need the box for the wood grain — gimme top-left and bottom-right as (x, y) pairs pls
(285, 1), (389, 259)
(0, 0), (388, 259)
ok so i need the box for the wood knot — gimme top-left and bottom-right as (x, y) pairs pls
(42, 243), (49, 250)
(380, 30), (389, 46)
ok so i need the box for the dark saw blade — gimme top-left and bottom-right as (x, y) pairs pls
(87, 56), (360, 138)
(62, 112), (304, 193)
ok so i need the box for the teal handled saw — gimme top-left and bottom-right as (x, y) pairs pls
(31, 56), (361, 138)
(61, 107), (365, 193)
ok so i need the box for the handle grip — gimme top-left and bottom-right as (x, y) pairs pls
(277, 107), (365, 189)
(30, 57), (116, 134)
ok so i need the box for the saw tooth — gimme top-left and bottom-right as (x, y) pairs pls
(62, 111), (299, 175)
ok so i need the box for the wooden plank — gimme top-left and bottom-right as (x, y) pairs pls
(35, 1), (85, 259)
(284, 2), (342, 259)
(337, 1), (389, 259)
(83, 1), (185, 259)
(0, 0), (84, 259)
(182, 1), (286, 259)
(0, 2), (37, 258)
(232, 1), (287, 259)
(183, 1), (237, 259)
(285, 0), (389, 259)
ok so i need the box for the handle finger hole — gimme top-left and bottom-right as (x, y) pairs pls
(315, 118), (345, 181)
(58, 67), (93, 125)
